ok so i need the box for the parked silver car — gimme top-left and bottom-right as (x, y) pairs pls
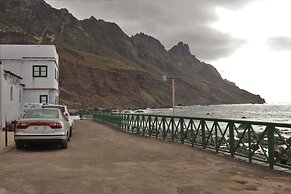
(14, 108), (70, 149)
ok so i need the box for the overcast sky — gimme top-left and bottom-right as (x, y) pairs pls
(46, 0), (291, 103)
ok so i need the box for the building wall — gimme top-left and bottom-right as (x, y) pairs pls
(0, 67), (23, 128)
(49, 90), (59, 104)
(2, 60), (58, 90)
(23, 89), (59, 105)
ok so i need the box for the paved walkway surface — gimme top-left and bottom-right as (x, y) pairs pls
(0, 120), (290, 194)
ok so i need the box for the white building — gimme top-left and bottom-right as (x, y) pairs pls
(0, 45), (59, 105)
(0, 64), (24, 128)
(0, 45), (59, 128)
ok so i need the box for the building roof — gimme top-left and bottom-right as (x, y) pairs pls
(0, 45), (58, 63)
(3, 70), (23, 80)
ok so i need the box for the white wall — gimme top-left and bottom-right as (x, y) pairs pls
(49, 90), (59, 104)
(2, 59), (58, 90)
(23, 89), (59, 105)
(0, 68), (23, 128)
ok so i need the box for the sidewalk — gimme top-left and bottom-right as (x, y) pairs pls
(0, 120), (290, 193)
(0, 130), (15, 154)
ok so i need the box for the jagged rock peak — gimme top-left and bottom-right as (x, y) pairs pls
(60, 8), (70, 14)
(89, 16), (97, 21)
(88, 16), (105, 22)
(134, 32), (157, 41)
(169, 42), (192, 56)
(132, 33), (165, 50)
(83, 17), (115, 26)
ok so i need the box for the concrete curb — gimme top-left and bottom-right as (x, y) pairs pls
(0, 131), (15, 155)
(0, 145), (15, 155)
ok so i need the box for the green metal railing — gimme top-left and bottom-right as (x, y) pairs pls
(80, 111), (122, 128)
(80, 111), (291, 169)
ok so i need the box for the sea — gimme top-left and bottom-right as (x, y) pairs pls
(140, 103), (291, 124)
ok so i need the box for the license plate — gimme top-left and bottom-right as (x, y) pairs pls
(33, 126), (48, 130)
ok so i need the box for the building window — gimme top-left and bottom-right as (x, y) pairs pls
(40, 95), (48, 104)
(10, 86), (13, 101)
(19, 90), (22, 103)
(55, 68), (59, 81)
(33, 65), (47, 77)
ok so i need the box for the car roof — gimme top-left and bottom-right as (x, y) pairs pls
(28, 108), (61, 111)
(43, 104), (67, 107)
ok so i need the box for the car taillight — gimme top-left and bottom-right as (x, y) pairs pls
(16, 121), (62, 129)
(48, 122), (62, 129)
(16, 122), (30, 129)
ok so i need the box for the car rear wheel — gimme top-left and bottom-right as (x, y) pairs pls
(67, 131), (71, 142)
(60, 141), (68, 149)
(15, 142), (24, 150)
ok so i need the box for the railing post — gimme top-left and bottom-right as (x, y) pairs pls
(126, 115), (130, 132)
(136, 115), (140, 134)
(162, 117), (166, 140)
(201, 120), (206, 149)
(131, 115), (135, 134)
(171, 117), (174, 142)
(120, 114), (123, 131)
(190, 119), (194, 147)
(155, 117), (159, 139)
(130, 114), (133, 132)
(248, 123), (252, 163)
(142, 116), (145, 136)
(180, 118), (184, 144)
(215, 121), (218, 153)
(229, 121), (235, 158)
(124, 114), (126, 131)
(267, 124), (275, 169)
(148, 116), (152, 137)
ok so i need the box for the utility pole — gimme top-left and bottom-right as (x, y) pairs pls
(163, 75), (181, 116)
(172, 78), (175, 116)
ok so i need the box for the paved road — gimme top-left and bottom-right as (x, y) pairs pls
(0, 120), (290, 194)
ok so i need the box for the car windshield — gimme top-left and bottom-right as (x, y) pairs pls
(43, 106), (65, 113)
(23, 109), (59, 119)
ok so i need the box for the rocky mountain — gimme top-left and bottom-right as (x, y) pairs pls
(0, 0), (265, 109)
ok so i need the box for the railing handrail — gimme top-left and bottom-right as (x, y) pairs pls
(117, 113), (291, 127)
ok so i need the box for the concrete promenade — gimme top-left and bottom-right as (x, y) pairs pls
(0, 120), (290, 194)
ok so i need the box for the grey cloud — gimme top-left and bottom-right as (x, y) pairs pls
(204, 0), (259, 9)
(266, 36), (291, 51)
(162, 27), (246, 61)
(45, 0), (258, 61)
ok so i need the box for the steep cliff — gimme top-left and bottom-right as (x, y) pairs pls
(0, 0), (265, 108)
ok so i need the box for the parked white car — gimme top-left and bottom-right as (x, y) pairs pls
(42, 104), (74, 137)
(15, 108), (70, 149)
